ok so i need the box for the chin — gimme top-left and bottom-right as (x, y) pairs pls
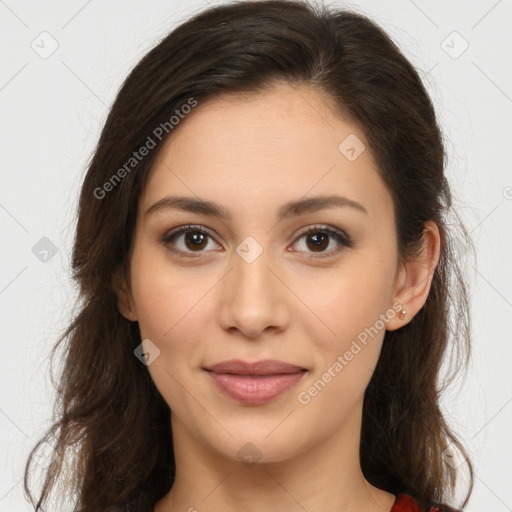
(206, 426), (312, 467)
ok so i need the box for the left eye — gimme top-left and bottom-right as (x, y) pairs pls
(292, 225), (352, 257)
(160, 224), (352, 258)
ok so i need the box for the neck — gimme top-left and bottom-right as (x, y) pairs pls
(154, 403), (396, 512)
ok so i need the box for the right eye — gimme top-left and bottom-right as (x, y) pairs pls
(160, 224), (221, 257)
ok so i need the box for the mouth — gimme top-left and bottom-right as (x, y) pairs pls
(203, 358), (307, 376)
(203, 359), (308, 405)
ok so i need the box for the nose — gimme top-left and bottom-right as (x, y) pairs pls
(218, 244), (290, 339)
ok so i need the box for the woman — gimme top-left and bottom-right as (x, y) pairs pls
(24, 1), (474, 511)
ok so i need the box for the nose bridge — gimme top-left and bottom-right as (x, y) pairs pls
(234, 237), (273, 295)
(218, 235), (289, 337)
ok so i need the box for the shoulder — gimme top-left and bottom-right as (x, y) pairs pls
(392, 493), (463, 512)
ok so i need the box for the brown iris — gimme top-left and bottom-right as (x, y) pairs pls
(184, 231), (208, 251)
(306, 232), (329, 252)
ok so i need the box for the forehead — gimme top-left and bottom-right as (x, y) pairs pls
(139, 83), (394, 226)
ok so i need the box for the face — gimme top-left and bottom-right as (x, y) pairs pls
(118, 82), (407, 466)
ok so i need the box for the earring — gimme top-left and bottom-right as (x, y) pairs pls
(399, 309), (406, 320)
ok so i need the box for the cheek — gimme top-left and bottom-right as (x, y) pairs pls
(299, 256), (393, 352)
(130, 256), (213, 411)
(296, 288), (386, 426)
(295, 256), (392, 410)
(130, 243), (208, 340)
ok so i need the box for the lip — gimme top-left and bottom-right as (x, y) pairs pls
(203, 359), (308, 405)
(204, 359), (306, 375)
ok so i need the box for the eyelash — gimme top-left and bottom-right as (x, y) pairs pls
(160, 224), (353, 259)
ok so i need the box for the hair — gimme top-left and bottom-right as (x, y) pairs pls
(24, 1), (475, 511)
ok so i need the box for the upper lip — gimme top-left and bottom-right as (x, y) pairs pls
(204, 359), (306, 376)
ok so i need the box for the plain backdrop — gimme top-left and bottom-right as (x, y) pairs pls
(0, 1), (511, 511)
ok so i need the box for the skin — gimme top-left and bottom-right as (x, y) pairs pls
(114, 82), (440, 512)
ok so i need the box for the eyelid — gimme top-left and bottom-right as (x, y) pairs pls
(160, 223), (353, 258)
(294, 224), (350, 243)
(160, 224), (219, 257)
(291, 224), (353, 258)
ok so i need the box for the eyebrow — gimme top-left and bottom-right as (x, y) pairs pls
(145, 194), (368, 221)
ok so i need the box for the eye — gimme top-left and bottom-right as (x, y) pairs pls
(290, 224), (353, 258)
(160, 224), (353, 258)
(160, 224), (220, 257)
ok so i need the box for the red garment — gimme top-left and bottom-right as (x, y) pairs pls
(391, 493), (462, 512)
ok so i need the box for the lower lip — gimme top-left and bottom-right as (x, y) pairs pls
(205, 370), (306, 405)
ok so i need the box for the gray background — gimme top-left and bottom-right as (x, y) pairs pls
(0, 0), (511, 510)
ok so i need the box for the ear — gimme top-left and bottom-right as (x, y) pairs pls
(111, 267), (138, 322)
(386, 220), (441, 331)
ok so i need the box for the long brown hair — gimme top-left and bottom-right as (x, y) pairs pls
(24, 1), (474, 510)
